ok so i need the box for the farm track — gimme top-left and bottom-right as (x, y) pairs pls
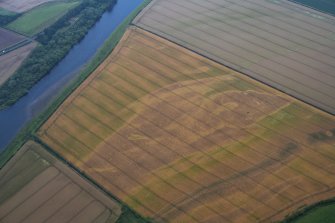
(38, 27), (335, 222)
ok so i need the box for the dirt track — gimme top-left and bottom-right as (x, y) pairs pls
(134, 0), (335, 114)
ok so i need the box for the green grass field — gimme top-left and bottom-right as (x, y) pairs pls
(292, 204), (335, 223)
(7, 1), (79, 36)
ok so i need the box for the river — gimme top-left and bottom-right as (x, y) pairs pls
(0, 0), (144, 151)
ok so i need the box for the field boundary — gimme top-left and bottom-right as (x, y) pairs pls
(280, 197), (335, 222)
(132, 0), (157, 24)
(133, 23), (335, 117)
(34, 137), (152, 223)
(0, 38), (34, 56)
(33, 138), (123, 218)
(133, 0), (335, 115)
(0, 140), (123, 222)
(263, 188), (335, 222)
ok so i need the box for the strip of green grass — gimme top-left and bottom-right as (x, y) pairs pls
(7, 1), (79, 36)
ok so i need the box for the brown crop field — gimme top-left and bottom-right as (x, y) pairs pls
(134, 0), (335, 115)
(0, 141), (121, 223)
(0, 42), (37, 85)
(0, 28), (26, 51)
(0, 0), (57, 13)
(38, 27), (335, 222)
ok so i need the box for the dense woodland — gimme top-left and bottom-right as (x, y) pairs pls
(0, 0), (117, 109)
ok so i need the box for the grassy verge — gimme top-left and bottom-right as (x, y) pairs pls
(0, 0), (152, 221)
(281, 198), (335, 223)
(7, 1), (80, 36)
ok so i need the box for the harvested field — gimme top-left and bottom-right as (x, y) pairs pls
(0, 28), (26, 51)
(0, 42), (37, 85)
(0, 141), (121, 223)
(134, 0), (335, 114)
(0, 0), (58, 13)
(38, 27), (335, 222)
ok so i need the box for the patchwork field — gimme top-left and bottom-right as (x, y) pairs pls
(134, 0), (335, 114)
(7, 1), (80, 36)
(0, 0), (59, 13)
(0, 141), (121, 223)
(0, 42), (37, 85)
(37, 27), (335, 222)
(0, 28), (26, 51)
